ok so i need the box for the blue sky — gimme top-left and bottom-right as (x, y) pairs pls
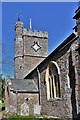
(2, 2), (78, 78)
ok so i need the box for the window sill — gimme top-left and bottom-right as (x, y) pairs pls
(47, 97), (62, 102)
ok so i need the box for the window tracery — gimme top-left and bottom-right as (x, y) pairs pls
(46, 61), (60, 100)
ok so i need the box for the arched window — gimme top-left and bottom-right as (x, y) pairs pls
(46, 61), (60, 100)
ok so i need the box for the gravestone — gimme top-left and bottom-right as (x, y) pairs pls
(21, 102), (29, 116)
(34, 105), (41, 115)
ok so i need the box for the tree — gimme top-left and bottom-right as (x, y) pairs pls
(0, 74), (5, 110)
(0, 74), (5, 98)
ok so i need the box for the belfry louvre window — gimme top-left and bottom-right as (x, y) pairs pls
(46, 61), (60, 100)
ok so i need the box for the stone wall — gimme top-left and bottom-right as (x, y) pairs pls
(13, 7), (80, 118)
(23, 36), (48, 57)
(40, 37), (80, 119)
(76, 17), (80, 114)
(27, 34), (80, 119)
(39, 62), (72, 118)
(42, 39), (80, 118)
(23, 56), (45, 78)
(14, 22), (48, 79)
(9, 92), (39, 115)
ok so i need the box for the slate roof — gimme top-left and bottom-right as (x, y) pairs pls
(73, 6), (80, 19)
(11, 79), (38, 93)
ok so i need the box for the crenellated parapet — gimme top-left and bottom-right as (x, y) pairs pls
(23, 28), (48, 38)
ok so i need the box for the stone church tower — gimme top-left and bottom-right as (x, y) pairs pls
(5, 5), (80, 119)
(14, 19), (48, 79)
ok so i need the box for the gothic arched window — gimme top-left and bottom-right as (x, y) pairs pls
(46, 61), (60, 100)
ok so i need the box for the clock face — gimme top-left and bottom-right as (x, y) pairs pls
(31, 41), (41, 52)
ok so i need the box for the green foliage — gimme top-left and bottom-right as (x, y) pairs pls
(0, 74), (5, 109)
(0, 102), (5, 108)
(8, 115), (62, 120)
(8, 115), (35, 120)
(0, 74), (5, 98)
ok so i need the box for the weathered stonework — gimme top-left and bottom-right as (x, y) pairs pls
(6, 90), (39, 115)
(14, 22), (48, 79)
(5, 6), (80, 119)
(26, 32), (79, 119)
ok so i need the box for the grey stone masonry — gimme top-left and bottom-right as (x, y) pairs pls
(26, 33), (79, 119)
(23, 28), (48, 38)
(14, 20), (48, 79)
(23, 28), (48, 58)
(73, 6), (80, 114)
(5, 6), (80, 119)
(15, 21), (23, 38)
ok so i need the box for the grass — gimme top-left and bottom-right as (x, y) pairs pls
(8, 115), (35, 120)
(0, 98), (5, 108)
(0, 102), (5, 108)
(8, 115), (62, 120)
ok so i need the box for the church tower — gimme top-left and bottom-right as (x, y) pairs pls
(14, 18), (48, 79)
